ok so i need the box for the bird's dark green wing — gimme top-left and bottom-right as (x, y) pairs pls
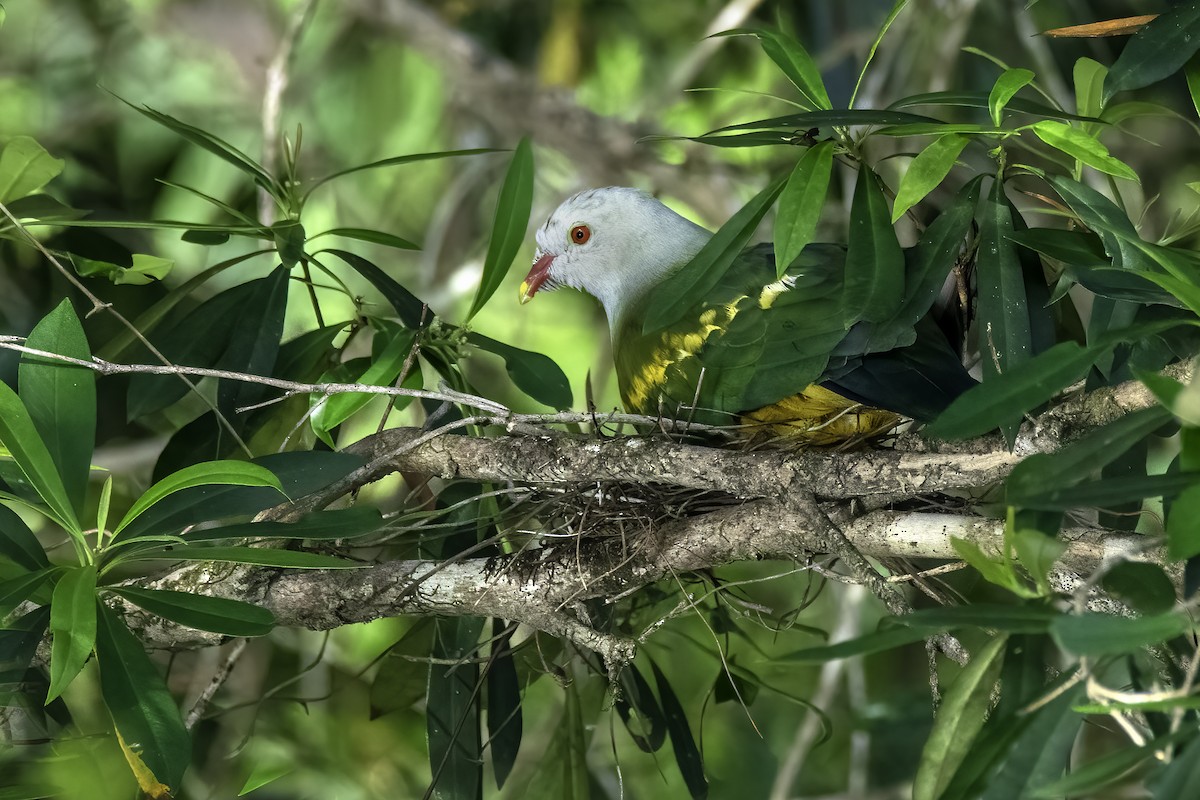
(616, 241), (973, 423)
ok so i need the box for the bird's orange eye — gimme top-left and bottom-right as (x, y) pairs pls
(570, 224), (591, 245)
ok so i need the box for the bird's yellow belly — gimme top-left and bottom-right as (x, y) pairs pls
(740, 385), (900, 445)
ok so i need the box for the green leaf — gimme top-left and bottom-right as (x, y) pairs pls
(320, 248), (431, 329)
(714, 28), (830, 109)
(467, 333), (572, 409)
(46, 564), (97, 703)
(0, 380), (81, 533)
(1104, 3), (1200, 102)
(1050, 611), (1191, 657)
(922, 343), (1063, 439)
(370, 619), (436, 720)
(988, 68), (1035, 126)
(311, 326), (418, 447)
(113, 461), (284, 535)
(0, 567), (56, 615)
(893, 604), (1058, 633)
(891, 134), (968, 222)
(94, 601), (190, 797)
(951, 537), (1038, 599)
(305, 148), (501, 200)
(889, 90), (1093, 121)
(72, 252), (174, 285)
(427, 616), (484, 800)
(774, 141), (834, 277)
(1006, 406), (1174, 506)
(269, 221), (305, 268)
(117, 545), (362, 569)
(850, 0), (910, 108)
(913, 635), (1007, 800)
(616, 663), (667, 752)
(0, 502), (49, 572)
(1010, 528), (1066, 594)
(643, 174), (786, 333)
(114, 95), (279, 196)
(0, 136), (64, 202)
(650, 660), (708, 800)
(1074, 57), (1108, 136)
(109, 587), (274, 637)
(1010, 472), (1198, 511)
(976, 180), (1033, 435)
(1030, 729), (1195, 798)
(1029, 121), (1138, 180)
(486, 621), (521, 790)
(709, 109), (936, 134)
(843, 167), (904, 325)
(1168, 483), (1200, 560)
(312, 227), (420, 250)
(182, 507), (385, 543)
(1101, 562), (1176, 615)
(782, 625), (931, 662)
(1006, 228), (1107, 266)
(19, 299), (95, 518)
(116, 451), (361, 540)
(467, 137), (533, 321)
(1187, 53), (1200, 119)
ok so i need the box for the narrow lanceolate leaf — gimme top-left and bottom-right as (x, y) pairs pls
(1050, 611), (1191, 656)
(0, 380), (81, 534)
(714, 28), (831, 109)
(467, 333), (573, 409)
(0, 502), (50, 572)
(928, 341), (1098, 440)
(651, 661), (708, 800)
(0, 568), (57, 615)
(467, 136), (533, 321)
(95, 601), (190, 799)
(0, 136), (65, 202)
(1074, 57), (1108, 135)
(643, 174), (787, 333)
(310, 326), (418, 447)
(109, 587), (274, 637)
(850, 0), (911, 108)
(1005, 406), (1173, 506)
(1168, 483), (1200, 560)
(1187, 53), (1200, 119)
(320, 248), (430, 328)
(988, 68), (1035, 126)
(116, 546), (362, 569)
(891, 134), (968, 223)
(844, 167), (904, 325)
(304, 148), (501, 200)
(975, 179), (1031, 437)
(486, 621), (521, 790)
(313, 227), (420, 251)
(1104, 3), (1200, 101)
(774, 141), (834, 277)
(182, 506), (385, 543)
(113, 95), (280, 196)
(913, 636), (1007, 800)
(427, 617), (483, 800)
(47, 565), (97, 703)
(1029, 121), (1137, 180)
(113, 461), (284, 535)
(20, 300), (95, 519)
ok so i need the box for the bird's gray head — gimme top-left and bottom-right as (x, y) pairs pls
(520, 187), (711, 330)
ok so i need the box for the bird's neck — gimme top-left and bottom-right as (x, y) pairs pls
(600, 219), (711, 336)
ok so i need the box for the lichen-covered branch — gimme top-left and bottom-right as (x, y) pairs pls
(123, 369), (1174, 663)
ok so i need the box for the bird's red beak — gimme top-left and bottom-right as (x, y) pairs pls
(519, 251), (555, 304)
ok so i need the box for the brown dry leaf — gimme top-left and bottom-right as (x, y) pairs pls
(1042, 15), (1158, 38)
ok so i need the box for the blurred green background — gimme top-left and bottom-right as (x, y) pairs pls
(2, 1), (1195, 798)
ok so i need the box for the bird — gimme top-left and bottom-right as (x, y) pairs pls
(518, 186), (975, 444)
